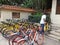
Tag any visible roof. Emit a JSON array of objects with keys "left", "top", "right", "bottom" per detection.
[{"left": 0, "top": 5, "right": 35, "bottom": 13}]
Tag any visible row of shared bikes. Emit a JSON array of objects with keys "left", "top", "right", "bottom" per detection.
[{"left": 0, "top": 19, "right": 48, "bottom": 45}]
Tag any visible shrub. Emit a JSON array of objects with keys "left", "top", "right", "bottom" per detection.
[
  {"left": 28, "top": 12, "right": 51, "bottom": 24},
  {"left": 28, "top": 12, "right": 42, "bottom": 23}
]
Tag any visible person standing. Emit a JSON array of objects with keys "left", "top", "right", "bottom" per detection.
[
  {"left": 40, "top": 13, "right": 46, "bottom": 45},
  {"left": 40, "top": 13, "right": 46, "bottom": 34}
]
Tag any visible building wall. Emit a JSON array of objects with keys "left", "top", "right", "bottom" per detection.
[
  {"left": 20, "top": 12, "right": 31, "bottom": 19},
  {"left": 0, "top": 11, "right": 1, "bottom": 22},
  {"left": 0, "top": 10, "right": 31, "bottom": 21},
  {"left": 1, "top": 10, "right": 12, "bottom": 21},
  {"left": 51, "top": 0, "right": 60, "bottom": 26}
]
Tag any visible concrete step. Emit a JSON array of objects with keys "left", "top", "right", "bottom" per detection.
[
  {"left": 47, "top": 34, "right": 60, "bottom": 41},
  {"left": 55, "top": 30, "right": 60, "bottom": 33},
  {"left": 50, "top": 31, "right": 60, "bottom": 37},
  {"left": 45, "top": 35, "right": 60, "bottom": 45},
  {"left": 45, "top": 30, "right": 60, "bottom": 42},
  {"left": 51, "top": 24, "right": 60, "bottom": 30}
]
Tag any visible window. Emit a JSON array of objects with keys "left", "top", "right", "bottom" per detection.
[
  {"left": 56, "top": 0, "right": 60, "bottom": 14},
  {"left": 12, "top": 12, "right": 20, "bottom": 18}
]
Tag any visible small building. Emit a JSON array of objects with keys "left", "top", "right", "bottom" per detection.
[{"left": 0, "top": 5, "right": 35, "bottom": 21}]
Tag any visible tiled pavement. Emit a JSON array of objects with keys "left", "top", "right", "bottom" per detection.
[
  {"left": 0, "top": 33, "right": 8, "bottom": 45},
  {"left": 0, "top": 33, "right": 60, "bottom": 45}
]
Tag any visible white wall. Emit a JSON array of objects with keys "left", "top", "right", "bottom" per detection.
[
  {"left": 1, "top": 10, "right": 12, "bottom": 21},
  {"left": 1, "top": 10, "right": 31, "bottom": 21},
  {"left": 20, "top": 12, "right": 31, "bottom": 20},
  {"left": 0, "top": 11, "right": 1, "bottom": 22},
  {"left": 51, "top": 0, "right": 60, "bottom": 26}
]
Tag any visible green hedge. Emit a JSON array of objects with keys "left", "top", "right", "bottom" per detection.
[
  {"left": 28, "top": 12, "right": 51, "bottom": 24},
  {"left": 28, "top": 15, "right": 42, "bottom": 23}
]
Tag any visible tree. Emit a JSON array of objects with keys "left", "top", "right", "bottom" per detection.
[
  {"left": 22, "top": 0, "right": 47, "bottom": 12},
  {"left": 41, "top": 0, "right": 47, "bottom": 11},
  {"left": 0, "top": 0, "right": 24, "bottom": 5},
  {"left": 0, "top": 0, "right": 47, "bottom": 12},
  {"left": 21, "top": 0, "right": 33, "bottom": 8}
]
